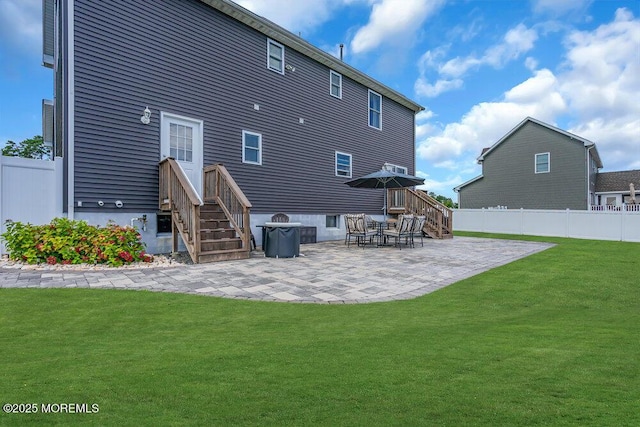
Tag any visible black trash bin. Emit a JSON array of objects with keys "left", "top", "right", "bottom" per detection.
[{"left": 263, "top": 222, "right": 301, "bottom": 258}]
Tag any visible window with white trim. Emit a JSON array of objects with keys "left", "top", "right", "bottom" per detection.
[
  {"left": 368, "top": 90, "right": 382, "bottom": 129},
  {"left": 267, "top": 39, "right": 284, "bottom": 74},
  {"left": 326, "top": 215, "right": 339, "bottom": 228},
  {"left": 335, "top": 151, "right": 352, "bottom": 177},
  {"left": 330, "top": 70, "right": 342, "bottom": 99},
  {"left": 383, "top": 163, "right": 408, "bottom": 174},
  {"left": 242, "top": 131, "right": 262, "bottom": 165},
  {"left": 535, "top": 152, "right": 550, "bottom": 174}
]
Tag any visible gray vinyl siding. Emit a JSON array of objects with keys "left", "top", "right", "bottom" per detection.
[
  {"left": 459, "top": 121, "right": 588, "bottom": 210},
  {"left": 70, "top": 0, "right": 416, "bottom": 214}
]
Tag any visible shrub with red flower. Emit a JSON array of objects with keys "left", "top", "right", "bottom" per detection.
[{"left": 1, "top": 218, "right": 151, "bottom": 266}]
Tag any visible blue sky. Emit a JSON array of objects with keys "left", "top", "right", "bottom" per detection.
[{"left": 1, "top": 0, "right": 639, "bottom": 199}]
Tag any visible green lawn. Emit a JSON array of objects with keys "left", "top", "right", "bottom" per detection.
[{"left": 1, "top": 234, "right": 638, "bottom": 426}]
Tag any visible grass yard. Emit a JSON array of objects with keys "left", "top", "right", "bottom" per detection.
[{"left": 0, "top": 234, "right": 638, "bottom": 426}]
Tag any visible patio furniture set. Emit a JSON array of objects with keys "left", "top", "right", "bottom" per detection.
[{"left": 344, "top": 213, "right": 426, "bottom": 249}]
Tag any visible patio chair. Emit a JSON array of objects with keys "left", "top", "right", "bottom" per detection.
[
  {"left": 271, "top": 213, "right": 289, "bottom": 223},
  {"left": 344, "top": 214, "right": 376, "bottom": 248},
  {"left": 410, "top": 215, "right": 426, "bottom": 247},
  {"left": 382, "top": 214, "right": 414, "bottom": 249}
]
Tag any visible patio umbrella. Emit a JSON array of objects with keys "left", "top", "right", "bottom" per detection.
[
  {"left": 345, "top": 169, "right": 425, "bottom": 217},
  {"left": 630, "top": 183, "right": 636, "bottom": 204}
]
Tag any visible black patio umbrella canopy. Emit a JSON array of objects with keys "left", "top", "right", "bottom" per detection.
[{"left": 344, "top": 169, "right": 425, "bottom": 217}]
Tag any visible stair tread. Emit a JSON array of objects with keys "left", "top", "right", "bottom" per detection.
[
  {"left": 200, "top": 237, "right": 241, "bottom": 243},
  {"left": 199, "top": 248, "right": 248, "bottom": 255}
]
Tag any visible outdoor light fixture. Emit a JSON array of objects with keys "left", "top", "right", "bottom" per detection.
[{"left": 140, "top": 106, "right": 151, "bottom": 124}]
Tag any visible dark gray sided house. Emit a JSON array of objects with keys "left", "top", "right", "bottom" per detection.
[
  {"left": 42, "top": 0, "right": 451, "bottom": 262},
  {"left": 454, "top": 117, "right": 604, "bottom": 210}
]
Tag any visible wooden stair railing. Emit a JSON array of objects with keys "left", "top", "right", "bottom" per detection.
[
  {"left": 387, "top": 188, "right": 453, "bottom": 239},
  {"left": 159, "top": 158, "right": 203, "bottom": 262},
  {"left": 203, "top": 164, "right": 253, "bottom": 253},
  {"left": 160, "top": 160, "right": 253, "bottom": 263}
]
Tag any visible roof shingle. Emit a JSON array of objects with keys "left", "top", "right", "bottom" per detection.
[{"left": 595, "top": 170, "right": 640, "bottom": 192}]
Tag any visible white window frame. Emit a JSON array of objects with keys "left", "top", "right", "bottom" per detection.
[
  {"left": 383, "top": 163, "right": 408, "bottom": 174},
  {"left": 535, "top": 152, "right": 550, "bottom": 174},
  {"left": 330, "top": 70, "right": 342, "bottom": 99},
  {"left": 335, "top": 151, "right": 352, "bottom": 178},
  {"left": 242, "top": 130, "right": 262, "bottom": 165},
  {"left": 267, "top": 38, "right": 284, "bottom": 74},
  {"left": 368, "top": 90, "right": 382, "bottom": 130}
]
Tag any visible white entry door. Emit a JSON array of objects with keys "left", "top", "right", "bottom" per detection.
[{"left": 160, "top": 112, "right": 204, "bottom": 198}]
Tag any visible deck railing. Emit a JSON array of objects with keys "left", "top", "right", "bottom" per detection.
[
  {"left": 158, "top": 158, "right": 202, "bottom": 262},
  {"left": 590, "top": 204, "right": 640, "bottom": 212},
  {"left": 388, "top": 188, "right": 453, "bottom": 238},
  {"left": 203, "top": 164, "right": 252, "bottom": 251}
]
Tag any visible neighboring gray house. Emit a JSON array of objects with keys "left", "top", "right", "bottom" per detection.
[
  {"left": 42, "top": 0, "right": 426, "bottom": 260},
  {"left": 454, "top": 117, "right": 603, "bottom": 210},
  {"left": 594, "top": 170, "right": 640, "bottom": 208}
]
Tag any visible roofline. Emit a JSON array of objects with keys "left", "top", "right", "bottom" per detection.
[
  {"left": 199, "top": 0, "right": 424, "bottom": 113},
  {"left": 454, "top": 174, "right": 483, "bottom": 192},
  {"left": 477, "top": 117, "right": 604, "bottom": 168}
]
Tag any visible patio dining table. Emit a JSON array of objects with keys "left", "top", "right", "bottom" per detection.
[{"left": 372, "top": 218, "right": 397, "bottom": 246}]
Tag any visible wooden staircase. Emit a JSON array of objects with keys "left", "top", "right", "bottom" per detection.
[
  {"left": 198, "top": 203, "right": 248, "bottom": 262},
  {"left": 159, "top": 159, "right": 252, "bottom": 263},
  {"left": 387, "top": 188, "right": 453, "bottom": 239}
]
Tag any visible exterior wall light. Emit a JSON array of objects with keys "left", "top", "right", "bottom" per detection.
[{"left": 140, "top": 106, "right": 151, "bottom": 124}]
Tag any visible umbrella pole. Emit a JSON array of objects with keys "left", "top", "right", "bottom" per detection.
[{"left": 383, "top": 184, "right": 387, "bottom": 218}]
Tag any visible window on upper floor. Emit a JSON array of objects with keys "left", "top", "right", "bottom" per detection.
[
  {"left": 330, "top": 70, "right": 342, "bottom": 99},
  {"left": 267, "top": 39, "right": 284, "bottom": 74},
  {"left": 243, "top": 130, "right": 262, "bottom": 165},
  {"left": 383, "top": 163, "right": 408, "bottom": 174},
  {"left": 368, "top": 90, "right": 382, "bottom": 129},
  {"left": 335, "top": 151, "right": 352, "bottom": 178},
  {"left": 535, "top": 152, "right": 550, "bottom": 174}
]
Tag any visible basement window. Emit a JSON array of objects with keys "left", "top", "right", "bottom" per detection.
[{"left": 157, "top": 213, "right": 172, "bottom": 234}]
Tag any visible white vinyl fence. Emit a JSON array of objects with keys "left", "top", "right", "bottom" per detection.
[
  {"left": 0, "top": 156, "right": 63, "bottom": 254},
  {"left": 455, "top": 208, "right": 640, "bottom": 242}
]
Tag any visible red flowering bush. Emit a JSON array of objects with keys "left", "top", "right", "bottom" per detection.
[{"left": 1, "top": 218, "right": 153, "bottom": 266}]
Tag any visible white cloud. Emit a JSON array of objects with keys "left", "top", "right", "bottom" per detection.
[
  {"left": 415, "top": 170, "right": 466, "bottom": 194},
  {"left": 484, "top": 24, "right": 539, "bottom": 67},
  {"left": 350, "top": 0, "right": 445, "bottom": 54},
  {"left": 0, "top": 0, "right": 42, "bottom": 56},
  {"left": 414, "top": 78, "right": 463, "bottom": 98},
  {"left": 417, "top": 69, "right": 567, "bottom": 165},
  {"left": 415, "top": 23, "right": 539, "bottom": 98},
  {"left": 560, "top": 8, "right": 640, "bottom": 171},
  {"left": 418, "top": 7, "right": 640, "bottom": 186}
]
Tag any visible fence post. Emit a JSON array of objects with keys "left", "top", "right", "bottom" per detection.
[
  {"left": 566, "top": 208, "right": 570, "bottom": 238},
  {"left": 621, "top": 204, "right": 626, "bottom": 241}
]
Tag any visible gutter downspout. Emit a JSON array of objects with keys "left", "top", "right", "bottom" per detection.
[
  {"left": 585, "top": 144, "right": 595, "bottom": 210},
  {"left": 66, "top": 0, "right": 75, "bottom": 220}
]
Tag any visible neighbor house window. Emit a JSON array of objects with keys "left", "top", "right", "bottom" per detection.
[
  {"left": 242, "top": 131, "right": 262, "bottom": 165},
  {"left": 368, "top": 90, "right": 382, "bottom": 129},
  {"left": 535, "top": 152, "right": 550, "bottom": 174},
  {"left": 330, "top": 70, "right": 342, "bottom": 99},
  {"left": 326, "top": 215, "right": 339, "bottom": 228},
  {"left": 267, "top": 39, "right": 284, "bottom": 74},
  {"left": 335, "top": 151, "right": 352, "bottom": 177}
]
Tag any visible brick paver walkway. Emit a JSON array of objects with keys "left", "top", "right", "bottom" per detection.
[{"left": 0, "top": 237, "right": 553, "bottom": 304}]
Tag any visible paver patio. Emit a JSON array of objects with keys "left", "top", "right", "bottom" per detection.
[{"left": 0, "top": 237, "right": 553, "bottom": 303}]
